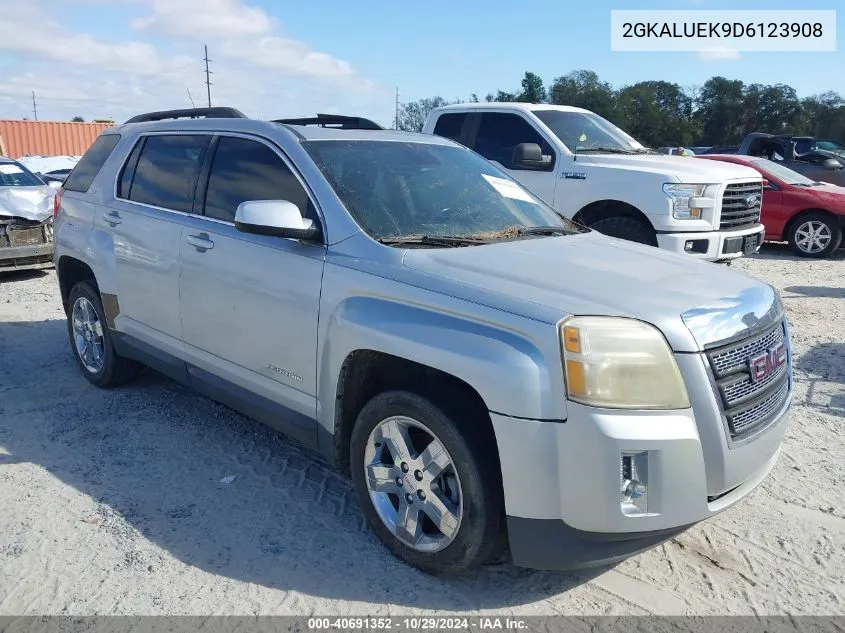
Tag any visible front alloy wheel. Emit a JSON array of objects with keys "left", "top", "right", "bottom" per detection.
[{"left": 364, "top": 416, "right": 462, "bottom": 552}]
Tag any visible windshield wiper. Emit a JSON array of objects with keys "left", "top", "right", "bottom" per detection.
[
  {"left": 514, "top": 226, "right": 572, "bottom": 236},
  {"left": 576, "top": 147, "right": 637, "bottom": 155},
  {"left": 378, "top": 235, "right": 488, "bottom": 248}
]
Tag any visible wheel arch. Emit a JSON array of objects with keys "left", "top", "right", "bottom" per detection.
[
  {"left": 572, "top": 199, "right": 655, "bottom": 231},
  {"left": 783, "top": 208, "right": 842, "bottom": 241},
  {"left": 57, "top": 255, "right": 98, "bottom": 314}
]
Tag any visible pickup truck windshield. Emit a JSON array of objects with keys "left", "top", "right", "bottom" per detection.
[
  {"left": 533, "top": 110, "right": 644, "bottom": 154},
  {"left": 304, "top": 140, "right": 578, "bottom": 242}
]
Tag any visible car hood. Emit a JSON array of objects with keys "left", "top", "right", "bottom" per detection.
[
  {"left": 0, "top": 186, "right": 54, "bottom": 222},
  {"left": 582, "top": 154, "right": 762, "bottom": 182},
  {"left": 402, "top": 231, "right": 779, "bottom": 353}
]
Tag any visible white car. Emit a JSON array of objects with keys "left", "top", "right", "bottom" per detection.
[{"left": 424, "top": 103, "right": 765, "bottom": 262}]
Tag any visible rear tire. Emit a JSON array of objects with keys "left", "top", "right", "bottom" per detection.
[
  {"left": 589, "top": 215, "right": 658, "bottom": 246},
  {"left": 349, "top": 390, "right": 505, "bottom": 576},
  {"left": 787, "top": 212, "right": 842, "bottom": 258},
  {"left": 67, "top": 281, "right": 139, "bottom": 387}
]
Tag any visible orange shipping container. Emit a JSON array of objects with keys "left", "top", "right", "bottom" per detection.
[{"left": 0, "top": 120, "right": 114, "bottom": 159}]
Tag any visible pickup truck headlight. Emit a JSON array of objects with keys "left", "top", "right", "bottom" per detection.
[
  {"left": 663, "top": 183, "right": 716, "bottom": 220},
  {"left": 560, "top": 316, "right": 690, "bottom": 410}
]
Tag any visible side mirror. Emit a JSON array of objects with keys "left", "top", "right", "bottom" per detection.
[
  {"left": 511, "top": 143, "right": 547, "bottom": 170},
  {"left": 234, "top": 200, "right": 320, "bottom": 241},
  {"left": 822, "top": 158, "right": 843, "bottom": 171}
]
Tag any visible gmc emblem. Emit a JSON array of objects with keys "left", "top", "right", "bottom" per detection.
[{"left": 748, "top": 342, "right": 787, "bottom": 382}]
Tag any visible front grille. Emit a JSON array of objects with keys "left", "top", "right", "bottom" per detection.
[
  {"left": 719, "top": 182, "right": 762, "bottom": 230},
  {"left": 706, "top": 320, "right": 791, "bottom": 440}
]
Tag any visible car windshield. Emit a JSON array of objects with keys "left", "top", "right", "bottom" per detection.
[
  {"left": 750, "top": 158, "right": 818, "bottom": 186},
  {"left": 816, "top": 140, "right": 845, "bottom": 153},
  {"left": 0, "top": 162, "right": 44, "bottom": 187},
  {"left": 533, "top": 110, "right": 644, "bottom": 154},
  {"left": 303, "top": 140, "right": 581, "bottom": 243}
]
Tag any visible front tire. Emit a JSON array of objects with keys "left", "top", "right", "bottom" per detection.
[
  {"left": 788, "top": 212, "right": 842, "bottom": 258},
  {"left": 67, "top": 281, "right": 139, "bottom": 387},
  {"left": 590, "top": 216, "right": 658, "bottom": 246},
  {"left": 349, "top": 390, "right": 504, "bottom": 576}
]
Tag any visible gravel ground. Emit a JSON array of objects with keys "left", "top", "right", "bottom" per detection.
[{"left": 0, "top": 244, "right": 843, "bottom": 616}]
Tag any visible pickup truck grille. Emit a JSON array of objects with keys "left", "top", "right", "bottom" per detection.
[
  {"left": 705, "top": 320, "right": 791, "bottom": 440},
  {"left": 719, "top": 182, "right": 762, "bottom": 230}
]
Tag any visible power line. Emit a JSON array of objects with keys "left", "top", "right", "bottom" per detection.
[
  {"left": 203, "top": 44, "right": 213, "bottom": 108},
  {"left": 186, "top": 87, "right": 196, "bottom": 108},
  {"left": 31, "top": 91, "right": 38, "bottom": 121}
]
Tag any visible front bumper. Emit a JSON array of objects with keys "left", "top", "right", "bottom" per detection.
[
  {"left": 656, "top": 223, "right": 764, "bottom": 261},
  {"left": 0, "top": 243, "right": 54, "bottom": 271},
  {"left": 491, "top": 360, "right": 790, "bottom": 569}
]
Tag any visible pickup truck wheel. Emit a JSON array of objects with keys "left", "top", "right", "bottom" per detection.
[
  {"left": 589, "top": 216, "right": 658, "bottom": 247},
  {"left": 67, "top": 281, "right": 139, "bottom": 387},
  {"left": 350, "top": 390, "right": 504, "bottom": 576},
  {"left": 788, "top": 213, "right": 842, "bottom": 258}
]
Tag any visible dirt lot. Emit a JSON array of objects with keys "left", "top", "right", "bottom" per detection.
[{"left": 0, "top": 244, "right": 843, "bottom": 616}]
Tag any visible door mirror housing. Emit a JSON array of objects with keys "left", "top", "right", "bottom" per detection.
[
  {"left": 234, "top": 200, "right": 320, "bottom": 241},
  {"left": 511, "top": 143, "right": 550, "bottom": 170},
  {"left": 822, "top": 158, "right": 843, "bottom": 171}
]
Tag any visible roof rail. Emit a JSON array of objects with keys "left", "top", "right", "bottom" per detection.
[
  {"left": 273, "top": 113, "right": 384, "bottom": 130},
  {"left": 124, "top": 107, "right": 248, "bottom": 124}
]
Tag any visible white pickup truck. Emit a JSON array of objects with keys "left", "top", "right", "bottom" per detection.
[{"left": 423, "top": 103, "right": 766, "bottom": 261}]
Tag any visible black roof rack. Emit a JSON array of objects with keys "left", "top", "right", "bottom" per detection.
[
  {"left": 273, "top": 113, "right": 384, "bottom": 130},
  {"left": 124, "top": 107, "right": 248, "bottom": 124}
]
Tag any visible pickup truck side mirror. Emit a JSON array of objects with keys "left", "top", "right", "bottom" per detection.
[
  {"left": 234, "top": 200, "right": 320, "bottom": 241},
  {"left": 822, "top": 158, "right": 844, "bottom": 171},
  {"left": 511, "top": 143, "right": 548, "bottom": 171}
]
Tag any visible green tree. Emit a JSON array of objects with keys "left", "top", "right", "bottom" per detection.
[
  {"left": 517, "top": 72, "right": 546, "bottom": 103},
  {"left": 615, "top": 81, "right": 695, "bottom": 147},
  {"left": 548, "top": 70, "right": 616, "bottom": 120},
  {"left": 71, "top": 116, "right": 85, "bottom": 122},
  {"left": 485, "top": 90, "right": 517, "bottom": 102},
  {"left": 694, "top": 76, "right": 745, "bottom": 145},
  {"left": 395, "top": 96, "right": 450, "bottom": 132}
]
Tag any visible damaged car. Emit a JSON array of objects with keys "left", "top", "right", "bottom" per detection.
[{"left": 0, "top": 156, "right": 56, "bottom": 272}]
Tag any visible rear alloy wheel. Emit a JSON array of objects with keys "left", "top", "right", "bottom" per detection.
[
  {"left": 788, "top": 212, "right": 842, "bottom": 258},
  {"left": 350, "top": 390, "right": 504, "bottom": 576}
]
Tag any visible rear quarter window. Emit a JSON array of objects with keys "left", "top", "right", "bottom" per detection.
[{"left": 63, "top": 134, "right": 121, "bottom": 193}]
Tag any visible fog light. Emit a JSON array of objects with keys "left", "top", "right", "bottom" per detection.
[
  {"left": 684, "top": 241, "right": 693, "bottom": 252},
  {"left": 621, "top": 451, "right": 649, "bottom": 515}
]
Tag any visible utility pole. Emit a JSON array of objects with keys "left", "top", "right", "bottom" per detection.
[
  {"left": 394, "top": 87, "right": 400, "bottom": 130},
  {"left": 31, "top": 91, "right": 38, "bottom": 121},
  {"left": 203, "top": 45, "right": 213, "bottom": 107}
]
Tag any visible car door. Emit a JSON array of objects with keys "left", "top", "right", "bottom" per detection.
[
  {"left": 178, "top": 133, "right": 326, "bottom": 445},
  {"left": 104, "top": 133, "right": 212, "bottom": 368},
  {"left": 465, "top": 112, "right": 558, "bottom": 204}
]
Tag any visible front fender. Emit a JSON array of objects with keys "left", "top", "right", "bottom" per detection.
[{"left": 317, "top": 294, "right": 566, "bottom": 436}]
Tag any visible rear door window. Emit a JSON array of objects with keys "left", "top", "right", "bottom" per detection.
[
  {"left": 126, "top": 135, "right": 210, "bottom": 212},
  {"left": 432, "top": 113, "right": 467, "bottom": 143},
  {"left": 63, "top": 134, "right": 121, "bottom": 192},
  {"left": 202, "top": 136, "right": 311, "bottom": 223}
]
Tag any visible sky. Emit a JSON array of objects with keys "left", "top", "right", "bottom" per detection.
[{"left": 0, "top": 0, "right": 842, "bottom": 128}]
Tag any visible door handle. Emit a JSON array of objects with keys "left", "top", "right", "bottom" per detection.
[
  {"left": 186, "top": 233, "right": 214, "bottom": 251},
  {"left": 102, "top": 211, "right": 122, "bottom": 226}
]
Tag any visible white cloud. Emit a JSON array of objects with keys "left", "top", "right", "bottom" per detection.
[
  {"left": 698, "top": 48, "right": 742, "bottom": 61},
  {"left": 131, "top": 0, "right": 273, "bottom": 38},
  {"left": 0, "top": 1, "right": 392, "bottom": 126}
]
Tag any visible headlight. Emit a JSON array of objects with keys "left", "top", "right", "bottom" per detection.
[
  {"left": 663, "top": 183, "right": 716, "bottom": 220},
  {"left": 560, "top": 316, "right": 690, "bottom": 410}
]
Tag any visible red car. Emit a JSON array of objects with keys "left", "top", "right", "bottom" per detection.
[{"left": 699, "top": 154, "right": 845, "bottom": 258}]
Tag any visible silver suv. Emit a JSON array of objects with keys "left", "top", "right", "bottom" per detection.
[{"left": 54, "top": 108, "right": 793, "bottom": 576}]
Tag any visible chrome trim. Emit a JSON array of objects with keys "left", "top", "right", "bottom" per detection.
[
  {"left": 110, "top": 129, "right": 327, "bottom": 242},
  {"left": 681, "top": 284, "right": 783, "bottom": 351}
]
